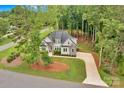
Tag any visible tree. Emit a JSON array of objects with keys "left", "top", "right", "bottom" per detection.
[
  {"left": 96, "top": 19, "right": 124, "bottom": 71},
  {"left": 22, "top": 30, "right": 41, "bottom": 64},
  {"left": 0, "top": 18, "right": 9, "bottom": 37},
  {"left": 41, "top": 52, "right": 53, "bottom": 66}
]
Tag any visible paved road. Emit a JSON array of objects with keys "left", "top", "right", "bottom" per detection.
[
  {"left": 0, "top": 42, "right": 16, "bottom": 52},
  {"left": 49, "top": 52, "right": 108, "bottom": 87},
  {"left": 0, "top": 70, "right": 82, "bottom": 88},
  {"left": 0, "top": 70, "right": 107, "bottom": 88}
]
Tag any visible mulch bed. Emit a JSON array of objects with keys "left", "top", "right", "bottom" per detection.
[
  {"left": 1, "top": 57, "right": 22, "bottom": 67},
  {"left": 91, "top": 52, "right": 99, "bottom": 68},
  {"left": 31, "top": 62, "right": 69, "bottom": 72}
]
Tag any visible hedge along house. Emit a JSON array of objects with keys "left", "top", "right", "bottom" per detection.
[{"left": 40, "top": 30, "right": 77, "bottom": 56}]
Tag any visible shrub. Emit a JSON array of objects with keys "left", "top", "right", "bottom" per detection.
[
  {"left": 14, "top": 52, "right": 20, "bottom": 57},
  {"left": 53, "top": 50, "right": 61, "bottom": 55},
  {"left": 7, "top": 54, "right": 15, "bottom": 63},
  {"left": 118, "top": 56, "right": 124, "bottom": 75},
  {"left": 41, "top": 52, "right": 53, "bottom": 66},
  {"left": 102, "top": 63, "right": 111, "bottom": 74},
  {"left": 77, "top": 48, "right": 80, "bottom": 51},
  {"left": 7, "top": 52, "right": 20, "bottom": 63}
]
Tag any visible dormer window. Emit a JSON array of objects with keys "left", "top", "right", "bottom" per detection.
[{"left": 55, "top": 39, "right": 60, "bottom": 44}]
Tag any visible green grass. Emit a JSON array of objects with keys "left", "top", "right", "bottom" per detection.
[
  {"left": 78, "top": 42, "right": 93, "bottom": 53},
  {"left": 99, "top": 69, "right": 124, "bottom": 87},
  {"left": 0, "top": 47, "right": 15, "bottom": 61},
  {"left": 0, "top": 37, "right": 12, "bottom": 46},
  {"left": 99, "top": 69, "right": 113, "bottom": 86},
  {"left": 116, "top": 76, "right": 124, "bottom": 88},
  {"left": 0, "top": 57, "right": 86, "bottom": 82}
]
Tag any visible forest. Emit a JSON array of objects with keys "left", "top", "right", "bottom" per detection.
[{"left": 0, "top": 5, "right": 124, "bottom": 86}]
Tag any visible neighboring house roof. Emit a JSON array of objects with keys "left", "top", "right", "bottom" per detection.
[
  {"left": 44, "top": 37, "right": 52, "bottom": 43},
  {"left": 47, "top": 30, "right": 77, "bottom": 44}
]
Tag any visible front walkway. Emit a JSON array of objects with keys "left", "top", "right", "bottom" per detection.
[{"left": 49, "top": 52, "right": 108, "bottom": 87}]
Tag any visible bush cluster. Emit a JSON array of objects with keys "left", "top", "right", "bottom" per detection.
[
  {"left": 53, "top": 50, "right": 61, "bottom": 55},
  {"left": 7, "top": 52, "right": 20, "bottom": 63}
]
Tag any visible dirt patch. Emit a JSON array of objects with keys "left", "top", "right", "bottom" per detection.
[
  {"left": 1, "top": 57, "right": 22, "bottom": 67},
  {"left": 31, "top": 62, "right": 69, "bottom": 72},
  {"left": 91, "top": 52, "right": 99, "bottom": 68},
  {"left": 78, "top": 35, "right": 92, "bottom": 43}
]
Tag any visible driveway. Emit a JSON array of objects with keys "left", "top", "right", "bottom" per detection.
[
  {"left": 77, "top": 52, "right": 108, "bottom": 87},
  {"left": 0, "top": 42, "right": 16, "bottom": 52},
  {"left": 49, "top": 52, "right": 108, "bottom": 87}
]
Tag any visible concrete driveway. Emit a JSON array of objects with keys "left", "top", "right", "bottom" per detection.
[{"left": 77, "top": 52, "right": 108, "bottom": 87}]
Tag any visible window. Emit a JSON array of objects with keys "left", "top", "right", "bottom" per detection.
[
  {"left": 63, "top": 48, "right": 67, "bottom": 52},
  {"left": 72, "top": 49, "right": 74, "bottom": 52},
  {"left": 63, "top": 48, "right": 65, "bottom": 52}
]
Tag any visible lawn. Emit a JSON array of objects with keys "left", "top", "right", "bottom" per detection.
[
  {"left": 99, "top": 68, "right": 124, "bottom": 87},
  {"left": 77, "top": 42, "right": 93, "bottom": 53},
  {"left": 99, "top": 68, "right": 113, "bottom": 86},
  {"left": 0, "top": 57, "right": 86, "bottom": 82},
  {"left": 0, "top": 37, "right": 12, "bottom": 46}
]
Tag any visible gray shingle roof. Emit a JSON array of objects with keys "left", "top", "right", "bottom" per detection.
[{"left": 48, "top": 30, "right": 74, "bottom": 44}]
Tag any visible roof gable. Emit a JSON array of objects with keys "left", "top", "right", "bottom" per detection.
[{"left": 47, "top": 30, "right": 76, "bottom": 44}]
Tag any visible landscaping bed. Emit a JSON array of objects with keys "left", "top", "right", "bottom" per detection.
[
  {"left": 1, "top": 57, "right": 22, "bottom": 67},
  {"left": 31, "top": 62, "right": 69, "bottom": 72}
]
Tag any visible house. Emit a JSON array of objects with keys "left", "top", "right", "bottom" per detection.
[{"left": 40, "top": 30, "right": 77, "bottom": 56}]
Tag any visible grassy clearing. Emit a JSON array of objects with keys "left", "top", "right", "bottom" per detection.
[
  {"left": 77, "top": 42, "right": 93, "bottom": 53},
  {"left": 0, "top": 57, "right": 86, "bottom": 82},
  {"left": 0, "top": 37, "right": 12, "bottom": 46}
]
